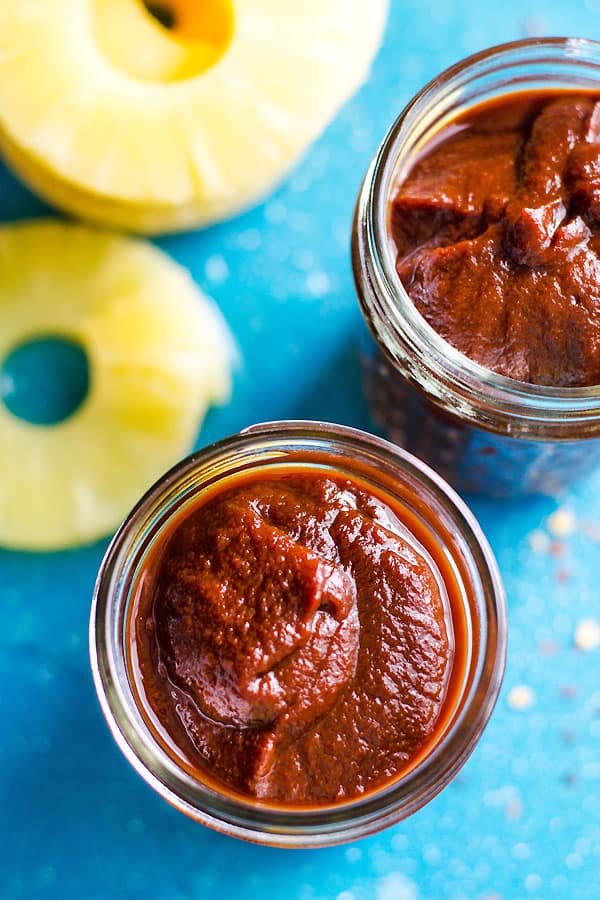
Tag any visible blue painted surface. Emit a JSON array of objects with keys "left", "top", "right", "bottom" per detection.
[
  {"left": 1, "top": 2, "right": 600, "bottom": 898},
  {"left": 2, "top": 337, "right": 90, "bottom": 427}
]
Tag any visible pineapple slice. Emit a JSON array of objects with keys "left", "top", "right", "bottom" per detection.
[
  {"left": 0, "top": 219, "right": 232, "bottom": 550},
  {"left": 0, "top": 0, "right": 388, "bottom": 234}
]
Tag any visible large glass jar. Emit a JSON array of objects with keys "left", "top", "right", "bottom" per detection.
[
  {"left": 353, "top": 38, "right": 600, "bottom": 497},
  {"left": 90, "top": 421, "right": 506, "bottom": 847}
]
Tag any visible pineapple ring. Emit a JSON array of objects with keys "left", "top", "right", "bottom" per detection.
[
  {"left": 0, "top": 0, "right": 388, "bottom": 234},
  {"left": 0, "top": 220, "right": 231, "bottom": 551}
]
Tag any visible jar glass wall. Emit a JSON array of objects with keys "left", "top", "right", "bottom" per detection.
[
  {"left": 353, "top": 38, "right": 600, "bottom": 497},
  {"left": 90, "top": 421, "right": 506, "bottom": 847}
]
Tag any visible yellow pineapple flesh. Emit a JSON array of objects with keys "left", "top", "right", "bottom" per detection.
[
  {"left": 0, "top": 219, "right": 232, "bottom": 550},
  {"left": 0, "top": 0, "right": 388, "bottom": 233}
]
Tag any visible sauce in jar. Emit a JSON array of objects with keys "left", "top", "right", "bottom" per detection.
[
  {"left": 353, "top": 40, "right": 600, "bottom": 497},
  {"left": 129, "top": 466, "right": 469, "bottom": 806},
  {"left": 390, "top": 92, "right": 600, "bottom": 387},
  {"left": 92, "top": 422, "right": 505, "bottom": 844}
]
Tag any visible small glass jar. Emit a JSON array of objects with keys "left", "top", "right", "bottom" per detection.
[
  {"left": 353, "top": 38, "right": 600, "bottom": 497},
  {"left": 90, "top": 421, "right": 506, "bottom": 847}
]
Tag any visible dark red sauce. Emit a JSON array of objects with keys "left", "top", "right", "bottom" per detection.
[{"left": 129, "top": 467, "right": 469, "bottom": 806}]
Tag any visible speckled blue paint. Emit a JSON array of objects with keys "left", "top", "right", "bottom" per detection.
[{"left": 1, "top": 2, "right": 600, "bottom": 898}]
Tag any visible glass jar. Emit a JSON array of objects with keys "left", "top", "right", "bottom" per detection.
[
  {"left": 353, "top": 38, "right": 600, "bottom": 497},
  {"left": 90, "top": 421, "right": 506, "bottom": 847}
]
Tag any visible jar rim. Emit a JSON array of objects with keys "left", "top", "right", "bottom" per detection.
[
  {"left": 355, "top": 37, "right": 600, "bottom": 437},
  {"left": 90, "top": 421, "right": 506, "bottom": 847}
]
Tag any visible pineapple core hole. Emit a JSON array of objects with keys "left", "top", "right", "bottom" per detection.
[
  {"left": 1, "top": 336, "right": 90, "bottom": 427},
  {"left": 94, "top": 0, "right": 234, "bottom": 83},
  {"left": 144, "top": 3, "right": 176, "bottom": 29}
]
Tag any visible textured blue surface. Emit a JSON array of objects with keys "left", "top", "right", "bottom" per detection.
[{"left": 1, "top": 2, "right": 600, "bottom": 898}]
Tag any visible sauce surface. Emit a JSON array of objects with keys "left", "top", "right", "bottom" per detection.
[
  {"left": 130, "top": 470, "right": 465, "bottom": 806},
  {"left": 390, "top": 91, "right": 600, "bottom": 387}
]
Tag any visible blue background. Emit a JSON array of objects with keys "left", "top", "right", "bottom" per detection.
[{"left": 1, "top": 2, "right": 600, "bottom": 898}]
